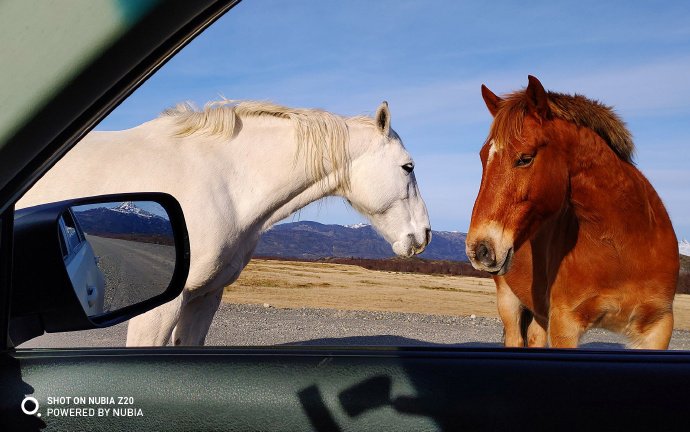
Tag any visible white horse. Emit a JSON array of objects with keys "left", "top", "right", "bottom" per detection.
[{"left": 18, "top": 99, "right": 431, "bottom": 346}]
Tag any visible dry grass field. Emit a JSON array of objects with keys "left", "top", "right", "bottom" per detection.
[{"left": 223, "top": 259, "right": 690, "bottom": 330}]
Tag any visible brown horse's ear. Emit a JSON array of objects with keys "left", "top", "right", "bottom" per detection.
[
  {"left": 481, "top": 84, "right": 502, "bottom": 117},
  {"left": 526, "top": 75, "right": 550, "bottom": 119},
  {"left": 375, "top": 101, "right": 391, "bottom": 136}
]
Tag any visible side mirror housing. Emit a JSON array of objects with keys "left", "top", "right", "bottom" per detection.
[{"left": 9, "top": 192, "right": 190, "bottom": 346}]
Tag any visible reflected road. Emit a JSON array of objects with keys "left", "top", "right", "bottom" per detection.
[{"left": 87, "top": 235, "right": 175, "bottom": 312}]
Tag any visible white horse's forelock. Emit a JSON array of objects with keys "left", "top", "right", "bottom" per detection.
[{"left": 161, "top": 99, "right": 377, "bottom": 192}]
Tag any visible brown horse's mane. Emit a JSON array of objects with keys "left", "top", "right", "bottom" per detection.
[{"left": 490, "top": 90, "right": 635, "bottom": 163}]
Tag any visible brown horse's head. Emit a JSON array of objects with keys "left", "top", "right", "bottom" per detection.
[{"left": 466, "top": 76, "right": 571, "bottom": 275}]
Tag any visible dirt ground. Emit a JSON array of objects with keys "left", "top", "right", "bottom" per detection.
[{"left": 224, "top": 259, "right": 690, "bottom": 331}]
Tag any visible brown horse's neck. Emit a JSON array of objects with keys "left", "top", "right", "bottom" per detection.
[
  {"left": 531, "top": 202, "right": 579, "bottom": 285},
  {"left": 563, "top": 125, "right": 674, "bottom": 249}
]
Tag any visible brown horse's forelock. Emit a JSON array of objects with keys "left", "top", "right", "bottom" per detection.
[{"left": 488, "top": 90, "right": 635, "bottom": 164}]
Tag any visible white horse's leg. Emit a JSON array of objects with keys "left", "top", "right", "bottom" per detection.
[
  {"left": 171, "top": 251, "right": 253, "bottom": 346},
  {"left": 171, "top": 288, "right": 224, "bottom": 346},
  {"left": 126, "top": 293, "right": 184, "bottom": 346}
]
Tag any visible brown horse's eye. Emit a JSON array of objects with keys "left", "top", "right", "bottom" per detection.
[{"left": 515, "top": 154, "right": 534, "bottom": 167}]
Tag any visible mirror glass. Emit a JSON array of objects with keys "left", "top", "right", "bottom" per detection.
[{"left": 63, "top": 201, "right": 176, "bottom": 316}]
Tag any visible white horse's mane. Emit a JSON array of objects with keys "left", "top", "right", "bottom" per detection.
[{"left": 162, "top": 99, "right": 376, "bottom": 190}]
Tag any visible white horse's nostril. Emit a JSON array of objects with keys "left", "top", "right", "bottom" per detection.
[{"left": 407, "top": 231, "right": 430, "bottom": 255}]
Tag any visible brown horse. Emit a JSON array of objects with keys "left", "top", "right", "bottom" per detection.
[{"left": 466, "top": 75, "right": 679, "bottom": 349}]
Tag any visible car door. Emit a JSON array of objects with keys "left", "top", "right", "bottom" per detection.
[{"left": 58, "top": 209, "right": 106, "bottom": 316}]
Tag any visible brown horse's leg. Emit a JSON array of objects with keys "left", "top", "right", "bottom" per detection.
[
  {"left": 496, "top": 278, "right": 525, "bottom": 347},
  {"left": 628, "top": 310, "right": 674, "bottom": 350},
  {"left": 526, "top": 318, "right": 547, "bottom": 347},
  {"left": 548, "top": 307, "right": 584, "bottom": 348}
]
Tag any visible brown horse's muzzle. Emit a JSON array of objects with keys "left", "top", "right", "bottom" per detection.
[
  {"left": 474, "top": 241, "right": 495, "bottom": 268},
  {"left": 467, "top": 238, "right": 514, "bottom": 275}
]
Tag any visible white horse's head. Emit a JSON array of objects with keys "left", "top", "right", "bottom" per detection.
[{"left": 344, "top": 102, "right": 431, "bottom": 257}]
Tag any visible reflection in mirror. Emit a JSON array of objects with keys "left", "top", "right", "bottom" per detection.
[{"left": 68, "top": 201, "right": 176, "bottom": 316}]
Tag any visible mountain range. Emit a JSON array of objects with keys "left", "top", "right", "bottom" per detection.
[
  {"left": 256, "top": 221, "right": 468, "bottom": 261},
  {"left": 257, "top": 222, "right": 690, "bottom": 261},
  {"left": 73, "top": 202, "right": 173, "bottom": 239}
]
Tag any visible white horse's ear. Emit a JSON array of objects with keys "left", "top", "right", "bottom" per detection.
[{"left": 375, "top": 101, "right": 391, "bottom": 136}]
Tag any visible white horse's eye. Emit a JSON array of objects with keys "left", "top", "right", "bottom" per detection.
[{"left": 402, "top": 163, "right": 414, "bottom": 173}]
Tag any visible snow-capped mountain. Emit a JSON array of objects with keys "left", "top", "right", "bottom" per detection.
[
  {"left": 680, "top": 239, "right": 690, "bottom": 257},
  {"left": 109, "top": 201, "right": 159, "bottom": 219},
  {"left": 345, "top": 222, "right": 370, "bottom": 229}
]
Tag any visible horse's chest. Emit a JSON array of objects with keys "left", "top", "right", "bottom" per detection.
[{"left": 503, "top": 246, "right": 552, "bottom": 316}]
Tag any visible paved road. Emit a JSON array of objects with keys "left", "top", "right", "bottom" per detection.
[
  {"left": 20, "top": 303, "right": 690, "bottom": 350},
  {"left": 87, "top": 236, "right": 175, "bottom": 311}
]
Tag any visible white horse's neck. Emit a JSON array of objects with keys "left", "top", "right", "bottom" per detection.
[
  {"left": 215, "top": 115, "right": 371, "bottom": 233},
  {"left": 260, "top": 177, "right": 337, "bottom": 229}
]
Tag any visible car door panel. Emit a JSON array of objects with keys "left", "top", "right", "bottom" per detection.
[{"left": 3, "top": 347, "right": 690, "bottom": 431}]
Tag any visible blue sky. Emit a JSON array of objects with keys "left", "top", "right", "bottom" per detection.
[{"left": 98, "top": 0, "right": 690, "bottom": 239}]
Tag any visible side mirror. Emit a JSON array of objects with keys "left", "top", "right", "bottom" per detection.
[{"left": 9, "top": 193, "right": 190, "bottom": 346}]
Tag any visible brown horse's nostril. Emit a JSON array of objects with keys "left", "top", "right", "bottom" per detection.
[{"left": 475, "top": 241, "right": 496, "bottom": 267}]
